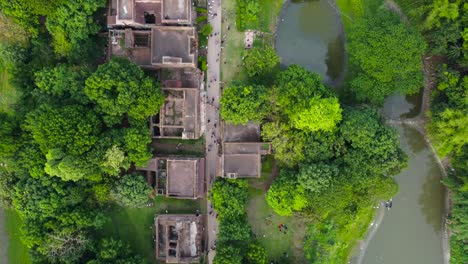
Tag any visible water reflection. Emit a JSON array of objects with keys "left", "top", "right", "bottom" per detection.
[
  {"left": 325, "top": 35, "right": 345, "bottom": 82},
  {"left": 419, "top": 158, "right": 445, "bottom": 233},
  {"left": 402, "top": 125, "right": 425, "bottom": 154},
  {"left": 276, "top": 0, "right": 345, "bottom": 85}
]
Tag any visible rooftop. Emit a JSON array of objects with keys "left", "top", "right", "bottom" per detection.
[
  {"left": 150, "top": 69, "right": 202, "bottom": 139},
  {"left": 221, "top": 142, "right": 271, "bottom": 178},
  {"left": 151, "top": 26, "right": 196, "bottom": 68},
  {"left": 108, "top": 27, "right": 197, "bottom": 69},
  {"left": 162, "top": 0, "right": 191, "bottom": 24},
  {"left": 155, "top": 214, "right": 203, "bottom": 263},
  {"left": 137, "top": 157, "right": 204, "bottom": 199}
]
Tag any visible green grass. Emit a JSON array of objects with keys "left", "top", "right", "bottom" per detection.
[
  {"left": 220, "top": 0, "right": 281, "bottom": 84},
  {"left": 5, "top": 209, "right": 31, "bottom": 264},
  {"left": 99, "top": 197, "right": 204, "bottom": 263},
  {"left": 246, "top": 155, "right": 305, "bottom": 263},
  {"left": 247, "top": 0, "right": 283, "bottom": 32},
  {"left": 247, "top": 188, "right": 306, "bottom": 263},
  {"left": 0, "top": 66, "right": 20, "bottom": 114},
  {"left": 151, "top": 138, "right": 205, "bottom": 156}
]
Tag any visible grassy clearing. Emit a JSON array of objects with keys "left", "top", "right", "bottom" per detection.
[
  {"left": 246, "top": 156, "right": 306, "bottom": 263},
  {"left": 220, "top": 0, "right": 247, "bottom": 83},
  {"left": 0, "top": 66, "right": 20, "bottom": 114},
  {"left": 247, "top": 188, "right": 306, "bottom": 263},
  {"left": 151, "top": 138, "right": 205, "bottom": 156},
  {"left": 247, "top": 0, "right": 283, "bottom": 32},
  {"left": 100, "top": 197, "right": 204, "bottom": 263},
  {"left": 5, "top": 209, "right": 31, "bottom": 264}
]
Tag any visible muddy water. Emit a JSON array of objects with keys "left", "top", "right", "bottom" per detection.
[
  {"left": 359, "top": 125, "right": 446, "bottom": 264},
  {"left": 275, "top": 0, "right": 345, "bottom": 86}
]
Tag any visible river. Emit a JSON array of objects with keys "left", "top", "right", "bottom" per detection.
[{"left": 275, "top": 1, "right": 447, "bottom": 263}]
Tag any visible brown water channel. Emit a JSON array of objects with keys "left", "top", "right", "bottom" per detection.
[{"left": 275, "top": 1, "right": 446, "bottom": 263}]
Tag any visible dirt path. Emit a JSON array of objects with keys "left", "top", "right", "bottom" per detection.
[{"left": 384, "top": 0, "right": 408, "bottom": 23}]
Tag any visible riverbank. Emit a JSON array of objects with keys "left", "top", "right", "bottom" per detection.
[{"left": 333, "top": 0, "right": 450, "bottom": 262}]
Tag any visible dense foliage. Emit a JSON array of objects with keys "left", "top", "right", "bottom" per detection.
[
  {"left": 347, "top": 8, "right": 426, "bottom": 104},
  {"left": 210, "top": 179, "right": 267, "bottom": 264},
  {"left": 235, "top": 0, "right": 260, "bottom": 30},
  {"left": 343, "top": 0, "right": 468, "bottom": 261},
  {"left": 243, "top": 45, "right": 280, "bottom": 78},
  {"left": 264, "top": 107, "right": 403, "bottom": 263},
  {"left": 220, "top": 84, "right": 269, "bottom": 124},
  {"left": 110, "top": 174, "right": 153, "bottom": 208},
  {"left": 0, "top": 3, "right": 162, "bottom": 261}
]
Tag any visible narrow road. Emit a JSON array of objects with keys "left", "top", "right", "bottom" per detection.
[{"left": 204, "top": 0, "right": 222, "bottom": 262}]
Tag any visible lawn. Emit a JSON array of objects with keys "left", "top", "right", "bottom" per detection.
[
  {"left": 246, "top": 155, "right": 306, "bottom": 263},
  {"left": 247, "top": 188, "right": 307, "bottom": 263},
  {"left": 0, "top": 66, "right": 20, "bottom": 114},
  {"left": 5, "top": 209, "right": 31, "bottom": 264},
  {"left": 151, "top": 137, "right": 205, "bottom": 156},
  {"left": 247, "top": 0, "right": 283, "bottom": 32},
  {"left": 99, "top": 197, "right": 205, "bottom": 263}
]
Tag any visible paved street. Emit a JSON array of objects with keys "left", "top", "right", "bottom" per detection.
[{"left": 204, "top": 0, "right": 222, "bottom": 262}]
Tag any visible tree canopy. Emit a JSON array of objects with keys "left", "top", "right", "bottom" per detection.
[
  {"left": 243, "top": 45, "right": 280, "bottom": 77},
  {"left": 220, "top": 84, "right": 269, "bottom": 125},
  {"left": 110, "top": 174, "right": 152, "bottom": 208},
  {"left": 347, "top": 9, "right": 426, "bottom": 104},
  {"left": 85, "top": 57, "right": 165, "bottom": 125}
]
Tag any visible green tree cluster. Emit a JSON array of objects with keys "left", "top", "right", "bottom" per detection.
[
  {"left": 235, "top": 0, "right": 260, "bottom": 30},
  {"left": 243, "top": 45, "right": 280, "bottom": 78},
  {"left": 210, "top": 179, "right": 268, "bottom": 264},
  {"left": 266, "top": 107, "right": 404, "bottom": 263},
  {"left": 346, "top": 9, "right": 426, "bottom": 104},
  {"left": 0, "top": 6, "right": 161, "bottom": 259},
  {"left": 221, "top": 64, "right": 342, "bottom": 164},
  {"left": 110, "top": 174, "right": 153, "bottom": 208}
]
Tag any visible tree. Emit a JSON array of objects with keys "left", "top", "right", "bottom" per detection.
[
  {"left": 340, "top": 107, "right": 407, "bottom": 178},
  {"left": 297, "top": 163, "right": 338, "bottom": 193},
  {"left": 25, "top": 104, "right": 101, "bottom": 156},
  {"left": 347, "top": 9, "right": 426, "bottom": 104},
  {"left": 209, "top": 179, "right": 248, "bottom": 220},
  {"left": 34, "top": 64, "right": 90, "bottom": 104},
  {"left": 243, "top": 45, "right": 280, "bottom": 77},
  {"left": 428, "top": 108, "right": 468, "bottom": 156},
  {"left": 45, "top": 0, "right": 106, "bottom": 56},
  {"left": 85, "top": 57, "right": 165, "bottom": 126},
  {"left": 110, "top": 174, "right": 152, "bottom": 207},
  {"left": 289, "top": 97, "right": 342, "bottom": 132},
  {"left": 41, "top": 230, "right": 91, "bottom": 263},
  {"left": 220, "top": 85, "right": 269, "bottom": 125},
  {"left": 246, "top": 243, "right": 268, "bottom": 264},
  {"left": 275, "top": 64, "right": 341, "bottom": 132},
  {"left": 266, "top": 170, "right": 308, "bottom": 216},
  {"left": 213, "top": 243, "right": 243, "bottom": 264},
  {"left": 261, "top": 122, "right": 307, "bottom": 166},
  {"left": 88, "top": 237, "right": 143, "bottom": 264},
  {"left": 200, "top": 24, "right": 213, "bottom": 36},
  {"left": 101, "top": 145, "right": 127, "bottom": 176}
]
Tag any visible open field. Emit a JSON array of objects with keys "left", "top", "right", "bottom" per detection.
[
  {"left": 5, "top": 209, "right": 31, "bottom": 264},
  {"left": 100, "top": 197, "right": 204, "bottom": 263}
]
